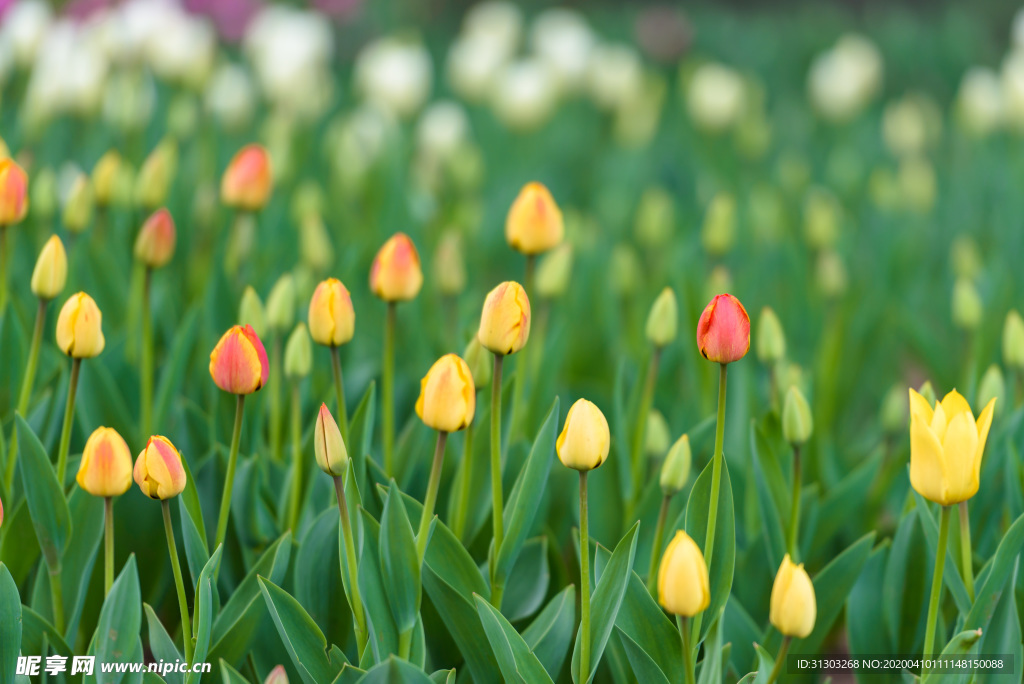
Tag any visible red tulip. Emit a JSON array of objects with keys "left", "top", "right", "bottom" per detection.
[
  {"left": 209, "top": 324, "right": 269, "bottom": 394},
  {"left": 696, "top": 293, "right": 750, "bottom": 364}
]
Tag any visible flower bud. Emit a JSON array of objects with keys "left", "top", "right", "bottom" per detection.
[
  {"left": 370, "top": 232, "right": 423, "bottom": 302},
  {"left": 284, "top": 323, "right": 313, "bottom": 380},
  {"left": 31, "top": 167, "right": 56, "bottom": 221},
  {"left": 0, "top": 158, "right": 29, "bottom": 225},
  {"left": 952, "top": 277, "right": 982, "bottom": 331},
  {"left": 660, "top": 435, "right": 692, "bottom": 494},
  {"left": 30, "top": 235, "right": 67, "bottom": 300},
  {"left": 221, "top": 144, "right": 273, "bottom": 212},
  {"left": 76, "top": 427, "right": 133, "bottom": 498},
  {"left": 645, "top": 287, "right": 678, "bottom": 348},
  {"left": 209, "top": 324, "right": 269, "bottom": 395},
  {"left": 478, "top": 281, "right": 531, "bottom": 355},
  {"left": 505, "top": 182, "right": 564, "bottom": 255},
  {"left": 634, "top": 187, "right": 675, "bottom": 248},
  {"left": 610, "top": 244, "right": 641, "bottom": 296},
  {"left": 308, "top": 278, "right": 355, "bottom": 347},
  {"left": 769, "top": 554, "right": 817, "bottom": 638},
  {"left": 704, "top": 266, "right": 733, "bottom": 305},
  {"left": 266, "top": 274, "right": 296, "bottom": 332},
  {"left": 782, "top": 386, "right": 814, "bottom": 445},
  {"left": 1004, "top": 310, "right": 1024, "bottom": 369},
  {"left": 238, "top": 287, "right": 267, "bottom": 339},
  {"left": 135, "top": 139, "right": 178, "bottom": 210},
  {"left": 556, "top": 399, "right": 610, "bottom": 471},
  {"left": 134, "top": 436, "right": 187, "bottom": 500},
  {"left": 815, "top": 250, "right": 848, "bottom": 299},
  {"left": 696, "top": 293, "right": 750, "bottom": 364},
  {"left": 645, "top": 410, "right": 670, "bottom": 457},
  {"left": 92, "top": 150, "right": 121, "bottom": 208},
  {"left": 463, "top": 337, "right": 491, "bottom": 389},
  {"left": 315, "top": 403, "right": 349, "bottom": 476},
  {"left": 951, "top": 235, "right": 982, "bottom": 280},
  {"left": 433, "top": 231, "right": 467, "bottom": 296},
  {"left": 917, "top": 381, "right": 937, "bottom": 407},
  {"left": 802, "top": 188, "right": 841, "bottom": 250},
  {"left": 535, "top": 243, "right": 573, "bottom": 299},
  {"left": 657, "top": 530, "right": 710, "bottom": 617},
  {"left": 56, "top": 292, "right": 105, "bottom": 358},
  {"left": 264, "top": 665, "right": 289, "bottom": 684},
  {"left": 977, "top": 365, "right": 1006, "bottom": 418},
  {"left": 700, "top": 192, "right": 736, "bottom": 256},
  {"left": 880, "top": 384, "right": 909, "bottom": 434},
  {"left": 62, "top": 174, "right": 94, "bottom": 234},
  {"left": 134, "top": 208, "right": 176, "bottom": 269},
  {"left": 299, "top": 214, "right": 334, "bottom": 273},
  {"left": 756, "top": 307, "right": 786, "bottom": 363},
  {"left": 416, "top": 354, "right": 476, "bottom": 432}
]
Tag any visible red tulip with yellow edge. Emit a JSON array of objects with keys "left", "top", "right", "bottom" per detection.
[
  {"left": 78, "top": 426, "right": 132, "bottom": 595},
  {"left": 0, "top": 157, "right": 28, "bottom": 314},
  {"left": 478, "top": 281, "right": 531, "bottom": 356},
  {"left": 309, "top": 278, "right": 356, "bottom": 440},
  {"left": 221, "top": 144, "right": 273, "bottom": 212},
  {"left": 134, "top": 208, "right": 176, "bottom": 269},
  {"left": 505, "top": 182, "right": 564, "bottom": 256}
]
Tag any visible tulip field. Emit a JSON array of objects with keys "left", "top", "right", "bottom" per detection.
[{"left": 4, "top": 0, "right": 1024, "bottom": 682}]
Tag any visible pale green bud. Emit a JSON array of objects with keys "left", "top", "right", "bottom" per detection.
[
  {"left": 610, "top": 244, "right": 641, "bottom": 296},
  {"left": 976, "top": 364, "right": 1005, "bottom": 417},
  {"left": 292, "top": 180, "right": 325, "bottom": 223},
  {"left": 1003, "top": 310, "right": 1024, "bottom": 369},
  {"left": 300, "top": 214, "right": 334, "bottom": 273},
  {"left": 782, "top": 386, "right": 813, "bottom": 445},
  {"left": 284, "top": 322, "right": 312, "bottom": 380},
  {"left": 225, "top": 213, "right": 255, "bottom": 277},
  {"left": 135, "top": 138, "right": 178, "bottom": 210},
  {"left": 660, "top": 434, "right": 692, "bottom": 495},
  {"left": 32, "top": 167, "right": 57, "bottom": 221},
  {"left": 704, "top": 266, "right": 733, "bottom": 304},
  {"left": 645, "top": 287, "right": 678, "bottom": 348},
  {"left": 238, "top": 286, "right": 267, "bottom": 339},
  {"left": 645, "top": 410, "right": 671, "bottom": 458},
  {"left": 952, "top": 277, "right": 982, "bottom": 331},
  {"left": 918, "top": 381, "right": 937, "bottom": 407},
  {"left": 803, "top": 187, "right": 841, "bottom": 250},
  {"left": 950, "top": 235, "right": 982, "bottom": 280},
  {"left": 880, "top": 384, "right": 908, "bottom": 434},
  {"left": 433, "top": 231, "right": 466, "bottom": 296},
  {"left": 167, "top": 93, "right": 199, "bottom": 140},
  {"left": 634, "top": 187, "right": 675, "bottom": 248},
  {"left": 701, "top": 192, "right": 736, "bottom": 256},
  {"left": 816, "top": 250, "right": 848, "bottom": 299},
  {"left": 535, "top": 243, "right": 573, "bottom": 299},
  {"left": 756, "top": 307, "right": 786, "bottom": 363},
  {"left": 266, "top": 274, "right": 296, "bottom": 332},
  {"left": 463, "top": 337, "right": 491, "bottom": 389},
  {"left": 62, "top": 174, "right": 95, "bottom": 234}
]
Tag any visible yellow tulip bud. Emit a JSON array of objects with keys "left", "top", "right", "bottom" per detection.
[
  {"left": 415, "top": 354, "right": 476, "bottom": 432},
  {"left": 133, "top": 208, "right": 176, "bottom": 269},
  {"left": 660, "top": 435, "right": 692, "bottom": 494},
  {"left": 370, "top": 233, "right": 423, "bottom": 302},
  {"left": 952, "top": 277, "right": 982, "bottom": 331},
  {"left": 76, "top": 427, "right": 133, "bottom": 498},
  {"left": 56, "top": 292, "right": 105, "bottom": 358},
  {"left": 505, "top": 182, "right": 564, "bottom": 255},
  {"left": 315, "top": 403, "right": 349, "bottom": 476},
  {"left": 909, "top": 388, "right": 995, "bottom": 506},
  {"left": 535, "top": 243, "right": 573, "bottom": 300},
  {"left": 769, "top": 554, "right": 817, "bottom": 638},
  {"left": 238, "top": 286, "right": 267, "bottom": 339},
  {"left": 880, "top": 384, "right": 908, "bottom": 435},
  {"left": 284, "top": 323, "right": 312, "bottom": 380},
  {"left": 782, "top": 386, "right": 813, "bottom": 445},
  {"left": 976, "top": 365, "right": 1005, "bottom": 418},
  {"left": 1003, "top": 310, "right": 1024, "bottom": 369},
  {"left": 308, "top": 278, "right": 355, "bottom": 347},
  {"left": 62, "top": 174, "right": 94, "bottom": 234},
  {"left": 135, "top": 139, "right": 178, "bottom": 210},
  {"left": 657, "top": 531, "right": 710, "bottom": 617},
  {"left": 30, "top": 235, "right": 67, "bottom": 300},
  {"left": 645, "top": 287, "right": 678, "bottom": 348},
  {"left": 463, "top": 337, "right": 491, "bottom": 389},
  {"left": 756, "top": 307, "right": 786, "bottom": 363},
  {"left": 433, "top": 231, "right": 467, "bottom": 296},
  {"left": 266, "top": 274, "right": 296, "bottom": 332},
  {"left": 134, "top": 435, "right": 187, "bottom": 500},
  {"left": 478, "top": 281, "right": 531, "bottom": 356},
  {"left": 556, "top": 399, "right": 610, "bottom": 471},
  {"left": 645, "top": 410, "right": 671, "bottom": 458},
  {"left": 92, "top": 150, "right": 122, "bottom": 208},
  {"left": 701, "top": 192, "right": 736, "bottom": 256}
]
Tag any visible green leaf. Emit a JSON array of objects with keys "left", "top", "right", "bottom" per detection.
[
  {"left": 0, "top": 499, "right": 40, "bottom": 586},
  {"left": 19, "top": 605, "right": 74, "bottom": 659},
  {"left": 348, "top": 382, "right": 377, "bottom": 516},
  {"left": 16, "top": 414, "right": 72, "bottom": 569},
  {"left": 379, "top": 482, "right": 421, "bottom": 634},
  {"left": 502, "top": 536, "right": 550, "bottom": 622},
  {"left": 523, "top": 585, "right": 576, "bottom": 681},
  {"left": 609, "top": 569, "right": 681, "bottom": 682},
  {"left": 94, "top": 555, "right": 142, "bottom": 684},
  {"left": 356, "top": 509, "right": 398, "bottom": 663},
  {"left": 180, "top": 498, "right": 210, "bottom": 592},
  {"left": 977, "top": 559, "right": 1022, "bottom": 684},
  {"left": 965, "top": 510, "right": 1024, "bottom": 632},
  {"left": 696, "top": 609, "right": 723, "bottom": 684},
  {"left": 846, "top": 541, "right": 892, "bottom": 654},
  {"left": 796, "top": 532, "right": 875, "bottom": 654},
  {"left": 474, "top": 595, "right": 553, "bottom": 684},
  {"left": 750, "top": 422, "right": 788, "bottom": 570},
  {"left": 356, "top": 657, "right": 433, "bottom": 684},
  {"left": 615, "top": 628, "right": 670, "bottom": 684},
  {"left": 144, "top": 604, "right": 183, "bottom": 684},
  {"left": 258, "top": 576, "right": 347, "bottom": 684},
  {"left": 153, "top": 307, "right": 199, "bottom": 429},
  {"left": 217, "top": 659, "right": 250, "bottom": 684},
  {"left": 571, "top": 523, "right": 639, "bottom": 684},
  {"left": 294, "top": 508, "right": 350, "bottom": 650},
  {"left": 178, "top": 452, "right": 209, "bottom": 553},
  {"left": 421, "top": 564, "right": 501, "bottom": 683},
  {"left": 921, "top": 629, "right": 983, "bottom": 684},
  {"left": 62, "top": 488, "right": 104, "bottom": 639},
  {"left": 0, "top": 563, "right": 22, "bottom": 684},
  {"left": 427, "top": 670, "right": 454, "bottom": 684},
  {"left": 184, "top": 576, "right": 213, "bottom": 684},
  {"left": 884, "top": 509, "right": 929, "bottom": 653}
]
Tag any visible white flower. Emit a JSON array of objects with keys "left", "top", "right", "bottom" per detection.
[
  {"left": 111, "top": 0, "right": 179, "bottom": 63},
  {"left": 25, "top": 20, "right": 109, "bottom": 120},
  {"left": 530, "top": 8, "right": 594, "bottom": 92},
  {"left": 808, "top": 34, "right": 883, "bottom": 122},
  {"left": 957, "top": 67, "right": 1003, "bottom": 137},
  {"left": 205, "top": 63, "right": 256, "bottom": 130},
  {"left": 1, "top": 0, "right": 53, "bottom": 67},
  {"left": 417, "top": 101, "right": 470, "bottom": 159},
  {"left": 491, "top": 57, "right": 558, "bottom": 131},
  {"left": 1002, "top": 49, "right": 1024, "bottom": 132},
  {"left": 686, "top": 62, "right": 745, "bottom": 132},
  {"left": 354, "top": 36, "right": 432, "bottom": 119},
  {"left": 148, "top": 11, "right": 216, "bottom": 88},
  {"left": 102, "top": 68, "right": 156, "bottom": 131},
  {"left": 587, "top": 43, "right": 643, "bottom": 111},
  {"left": 447, "top": 33, "right": 508, "bottom": 102},
  {"left": 328, "top": 104, "right": 397, "bottom": 187},
  {"left": 463, "top": 1, "right": 521, "bottom": 59},
  {"left": 882, "top": 93, "right": 941, "bottom": 157}
]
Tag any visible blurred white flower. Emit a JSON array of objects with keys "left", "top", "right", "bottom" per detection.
[
  {"left": 417, "top": 101, "right": 470, "bottom": 160},
  {"left": 447, "top": 33, "right": 508, "bottom": 103},
  {"left": 107, "top": 0, "right": 179, "bottom": 64},
  {"left": 882, "top": 93, "right": 942, "bottom": 157},
  {"left": 686, "top": 62, "right": 745, "bottom": 132},
  {"left": 328, "top": 104, "right": 397, "bottom": 189},
  {"left": 808, "top": 34, "right": 883, "bottom": 122},
  {"left": 1, "top": 0, "right": 53, "bottom": 67},
  {"left": 205, "top": 62, "right": 256, "bottom": 130},
  {"left": 956, "top": 67, "right": 1004, "bottom": 137},
  {"left": 463, "top": 1, "right": 521, "bottom": 59},
  {"left": 614, "top": 72, "right": 666, "bottom": 148},
  {"left": 1002, "top": 49, "right": 1024, "bottom": 132},
  {"left": 355, "top": 36, "right": 432, "bottom": 119},
  {"left": 102, "top": 69, "right": 156, "bottom": 132},
  {"left": 148, "top": 11, "right": 216, "bottom": 89},
  {"left": 491, "top": 57, "right": 558, "bottom": 132},
  {"left": 587, "top": 43, "right": 643, "bottom": 111},
  {"left": 898, "top": 155, "right": 936, "bottom": 214},
  {"left": 530, "top": 8, "right": 594, "bottom": 93},
  {"left": 25, "top": 20, "right": 109, "bottom": 120}
]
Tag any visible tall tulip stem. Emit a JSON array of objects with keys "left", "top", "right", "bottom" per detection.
[
  {"left": 269, "top": 334, "right": 283, "bottom": 462},
  {"left": 49, "top": 566, "right": 64, "bottom": 635},
  {"left": 958, "top": 501, "right": 975, "bottom": 602},
  {"left": 334, "top": 474, "right": 367, "bottom": 659},
  {"left": 630, "top": 347, "right": 661, "bottom": 516},
  {"left": 924, "top": 505, "right": 951, "bottom": 658},
  {"left": 489, "top": 354, "right": 505, "bottom": 606},
  {"left": 383, "top": 302, "right": 396, "bottom": 477},
  {"left": 140, "top": 267, "right": 154, "bottom": 439},
  {"left": 5, "top": 297, "right": 47, "bottom": 496},
  {"left": 330, "top": 346, "right": 349, "bottom": 444},
  {"left": 287, "top": 383, "right": 303, "bottom": 531},
  {"left": 579, "top": 471, "right": 591, "bottom": 684},
  {"left": 214, "top": 394, "right": 245, "bottom": 560},
  {"left": 56, "top": 358, "right": 82, "bottom": 485},
  {"left": 787, "top": 445, "right": 802, "bottom": 559},
  {"left": 416, "top": 431, "right": 448, "bottom": 564},
  {"left": 0, "top": 225, "right": 8, "bottom": 313},
  {"left": 678, "top": 616, "right": 696, "bottom": 684},
  {"left": 104, "top": 497, "right": 114, "bottom": 596},
  {"left": 162, "top": 500, "right": 193, "bottom": 664},
  {"left": 507, "top": 255, "right": 535, "bottom": 440},
  {"left": 451, "top": 421, "right": 474, "bottom": 543},
  {"left": 646, "top": 495, "right": 671, "bottom": 595},
  {"left": 765, "top": 637, "right": 791, "bottom": 684}
]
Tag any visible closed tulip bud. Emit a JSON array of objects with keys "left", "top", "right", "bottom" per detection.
[
  {"left": 634, "top": 187, "right": 675, "bottom": 248},
  {"left": 370, "top": 233, "right": 423, "bottom": 302},
  {"left": 657, "top": 531, "right": 710, "bottom": 617},
  {"left": 299, "top": 215, "right": 334, "bottom": 272},
  {"left": 918, "top": 381, "right": 937, "bottom": 407},
  {"left": 134, "top": 436, "right": 187, "bottom": 500},
  {"left": 977, "top": 365, "right": 1005, "bottom": 418},
  {"left": 76, "top": 427, "right": 133, "bottom": 497},
  {"left": 1004, "top": 310, "right": 1024, "bottom": 369},
  {"left": 264, "top": 665, "right": 289, "bottom": 684},
  {"left": 610, "top": 244, "right": 641, "bottom": 296},
  {"left": 704, "top": 266, "right": 733, "bottom": 304},
  {"left": 880, "top": 384, "right": 908, "bottom": 434},
  {"left": 645, "top": 287, "right": 678, "bottom": 348},
  {"left": 478, "top": 281, "right": 531, "bottom": 355},
  {"left": 135, "top": 139, "right": 178, "bottom": 210},
  {"left": 0, "top": 158, "right": 29, "bottom": 225},
  {"left": 238, "top": 287, "right": 267, "bottom": 339},
  {"left": 783, "top": 386, "right": 813, "bottom": 445},
  {"left": 556, "top": 399, "right": 610, "bottom": 471},
  {"left": 815, "top": 250, "right": 848, "bottom": 299},
  {"left": 266, "top": 274, "right": 296, "bottom": 332},
  {"left": 645, "top": 410, "right": 671, "bottom": 457},
  {"left": 209, "top": 324, "right": 269, "bottom": 395},
  {"left": 416, "top": 354, "right": 476, "bottom": 432},
  {"left": 221, "top": 144, "right": 273, "bottom": 212},
  {"left": 700, "top": 192, "right": 736, "bottom": 256},
  {"left": 308, "top": 278, "right": 355, "bottom": 347},
  {"left": 62, "top": 174, "right": 94, "bottom": 234},
  {"left": 506, "top": 182, "right": 564, "bottom": 255},
  {"left": 950, "top": 235, "right": 982, "bottom": 280},
  {"left": 535, "top": 243, "right": 573, "bottom": 299},
  {"left": 770, "top": 554, "right": 817, "bottom": 638},
  {"left": 284, "top": 323, "right": 313, "bottom": 380},
  {"left": 802, "top": 188, "right": 841, "bottom": 250},
  {"left": 463, "top": 337, "right": 491, "bottom": 388},
  {"left": 952, "top": 277, "right": 982, "bottom": 331},
  {"left": 909, "top": 388, "right": 995, "bottom": 505},
  {"left": 696, "top": 293, "right": 750, "bottom": 364},
  {"left": 92, "top": 150, "right": 122, "bottom": 208},
  {"left": 660, "top": 434, "right": 692, "bottom": 494},
  {"left": 31, "top": 167, "right": 56, "bottom": 220},
  {"left": 56, "top": 292, "right": 105, "bottom": 358},
  {"left": 133, "top": 208, "right": 176, "bottom": 269},
  {"left": 30, "top": 235, "right": 67, "bottom": 300},
  {"left": 756, "top": 307, "right": 786, "bottom": 363},
  {"left": 314, "top": 403, "right": 349, "bottom": 476},
  {"left": 433, "top": 231, "right": 467, "bottom": 296}
]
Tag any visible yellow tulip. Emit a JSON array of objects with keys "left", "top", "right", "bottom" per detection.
[
  {"left": 657, "top": 530, "right": 710, "bottom": 617},
  {"left": 76, "top": 427, "right": 133, "bottom": 498},
  {"left": 415, "top": 354, "right": 476, "bottom": 432},
  {"left": 770, "top": 554, "right": 816, "bottom": 638},
  {"left": 308, "top": 278, "right": 355, "bottom": 347},
  {"left": 314, "top": 403, "right": 349, "bottom": 476},
  {"left": 505, "top": 182, "right": 564, "bottom": 255},
  {"left": 556, "top": 399, "right": 610, "bottom": 471},
  {"left": 478, "top": 281, "right": 531, "bottom": 355},
  {"left": 909, "top": 388, "right": 995, "bottom": 506},
  {"left": 30, "top": 235, "right": 67, "bottom": 300},
  {"left": 56, "top": 292, "right": 105, "bottom": 358}
]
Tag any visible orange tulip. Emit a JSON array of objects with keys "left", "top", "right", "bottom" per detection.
[
  {"left": 505, "top": 182, "right": 563, "bottom": 255},
  {"left": 209, "top": 324, "right": 269, "bottom": 395},
  {"left": 0, "top": 158, "right": 29, "bottom": 225},
  {"left": 133, "top": 435, "right": 187, "bottom": 500},
  {"left": 221, "top": 144, "right": 272, "bottom": 211},
  {"left": 696, "top": 293, "right": 750, "bottom": 364},
  {"left": 134, "top": 208, "right": 176, "bottom": 268},
  {"left": 308, "top": 278, "right": 355, "bottom": 347},
  {"left": 76, "top": 427, "right": 133, "bottom": 497},
  {"left": 370, "top": 232, "right": 423, "bottom": 301}
]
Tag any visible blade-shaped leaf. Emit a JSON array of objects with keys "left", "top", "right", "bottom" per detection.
[
  {"left": 473, "top": 594, "right": 554, "bottom": 684},
  {"left": 380, "top": 481, "right": 421, "bottom": 634},
  {"left": 94, "top": 555, "right": 142, "bottom": 684},
  {"left": 16, "top": 414, "right": 72, "bottom": 570},
  {"left": 0, "top": 563, "right": 21, "bottom": 684},
  {"left": 523, "top": 585, "right": 576, "bottom": 681}
]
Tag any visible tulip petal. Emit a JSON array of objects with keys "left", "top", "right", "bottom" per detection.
[
  {"left": 941, "top": 412, "right": 980, "bottom": 503},
  {"left": 929, "top": 402, "right": 948, "bottom": 443},
  {"left": 908, "top": 388, "right": 934, "bottom": 424},
  {"left": 940, "top": 389, "right": 973, "bottom": 420},
  {"left": 973, "top": 397, "right": 996, "bottom": 484},
  {"left": 910, "top": 411, "right": 949, "bottom": 505}
]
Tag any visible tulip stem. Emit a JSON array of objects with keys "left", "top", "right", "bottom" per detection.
[
  {"left": 489, "top": 354, "right": 505, "bottom": 605},
  {"left": 0, "top": 225, "right": 8, "bottom": 313},
  {"left": 579, "top": 471, "right": 591, "bottom": 684},
  {"left": 630, "top": 347, "right": 661, "bottom": 517},
  {"left": 416, "top": 431, "right": 448, "bottom": 565},
  {"left": 49, "top": 566, "right": 64, "bottom": 636},
  {"left": 507, "top": 256, "right": 535, "bottom": 442},
  {"left": 334, "top": 474, "right": 367, "bottom": 660},
  {"left": 787, "top": 445, "right": 802, "bottom": 560},
  {"left": 452, "top": 421, "right": 474, "bottom": 543},
  {"left": 958, "top": 501, "right": 975, "bottom": 602},
  {"left": 383, "top": 302, "right": 396, "bottom": 477},
  {"left": 55, "top": 358, "right": 82, "bottom": 485},
  {"left": 5, "top": 297, "right": 47, "bottom": 496},
  {"left": 214, "top": 394, "right": 245, "bottom": 565},
  {"left": 692, "top": 362, "right": 728, "bottom": 645},
  {"left": 269, "top": 334, "right": 283, "bottom": 462},
  {"left": 287, "top": 383, "right": 303, "bottom": 532},
  {"left": 163, "top": 500, "right": 194, "bottom": 665},
  {"left": 646, "top": 495, "right": 671, "bottom": 596},
  {"left": 678, "top": 616, "right": 696, "bottom": 684},
  {"left": 924, "top": 505, "right": 951, "bottom": 658},
  {"left": 141, "top": 267, "right": 153, "bottom": 440},
  {"left": 331, "top": 346, "right": 349, "bottom": 444},
  {"left": 104, "top": 497, "right": 114, "bottom": 596},
  {"left": 765, "top": 637, "right": 790, "bottom": 684}
]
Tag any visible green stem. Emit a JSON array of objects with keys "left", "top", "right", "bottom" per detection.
[
  {"left": 398, "top": 628, "right": 413, "bottom": 661},
  {"left": 630, "top": 347, "right": 661, "bottom": 514},
  {"left": 765, "top": 637, "right": 790, "bottom": 684},
  {"left": 679, "top": 616, "right": 696, "bottom": 684},
  {"left": 55, "top": 358, "right": 82, "bottom": 485},
  {"left": 330, "top": 345, "right": 349, "bottom": 444},
  {"left": 383, "top": 302, "right": 396, "bottom": 477},
  {"left": 692, "top": 362, "right": 728, "bottom": 644},
  {"left": 451, "top": 420, "right": 474, "bottom": 543},
  {"left": 140, "top": 267, "right": 153, "bottom": 439},
  {"left": 924, "top": 505, "right": 951, "bottom": 658},
  {"left": 269, "top": 334, "right": 282, "bottom": 462},
  {"left": 334, "top": 475, "right": 367, "bottom": 659},
  {"left": 958, "top": 501, "right": 975, "bottom": 602},
  {"left": 579, "top": 471, "right": 591, "bottom": 684},
  {"left": 104, "top": 497, "right": 114, "bottom": 596},
  {"left": 214, "top": 394, "right": 245, "bottom": 560},
  {"left": 489, "top": 354, "right": 505, "bottom": 604},
  {"left": 163, "top": 500, "right": 194, "bottom": 664},
  {"left": 0, "top": 225, "right": 8, "bottom": 313},
  {"left": 646, "top": 495, "right": 671, "bottom": 595},
  {"left": 416, "top": 431, "right": 448, "bottom": 564},
  {"left": 507, "top": 255, "right": 535, "bottom": 440},
  {"left": 787, "top": 445, "right": 802, "bottom": 559},
  {"left": 49, "top": 566, "right": 64, "bottom": 636},
  {"left": 5, "top": 297, "right": 46, "bottom": 495},
  {"left": 287, "top": 383, "right": 303, "bottom": 531}
]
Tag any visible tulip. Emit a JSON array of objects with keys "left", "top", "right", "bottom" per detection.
[
  {"left": 880, "top": 384, "right": 909, "bottom": 435},
  {"left": 534, "top": 243, "right": 573, "bottom": 300},
  {"left": 299, "top": 214, "right": 333, "bottom": 273},
  {"left": 1002, "top": 310, "right": 1024, "bottom": 371},
  {"left": 284, "top": 323, "right": 312, "bottom": 380},
  {"left": 478, "top": 281, "right": 531, "bottom": 356},
  {"left": 700, "top": 193, "right": 737, "bottom": 256},
  {"left": 266, "top": 274, "right": 296, "bottom": 332},
  {"left": 756, "top": 307, "right": 786, "bottom": 364},
  {"left": 463, "top": 337, "right": 491, "bottom": 389},
  {"left": 264, "top": 666, "right": 289, "bottom": 684},
  {"left": 308, "top": 278, "right": 356, "bottom": 441},
  {"left": 135, "top": 435, "right": 193, "bottom": 663},
  {"left": 239, "top": 286, "right": 267, "bottom": 338},
  {"left": 314, "top": 403, "right": 349, "bottom": 477},
  {"left": 221, "top": 144, "right": 272, "bottom": 212},
  {"left": 31, "top": 167, "right": 56, "bottom": 221},
  {"left": 952, "top": 277, "right": 982, "bottom": 331},
  {"left": 770, "top": 554, "right": 817, "bottom": 639},
  {"left": 645, "top": 411, "right": 670, "bottom": 457},
  {"left": 645, "top": 287, "right": 678, "bottom": 348},
  {"left": 433, "top": 231, "right": 466, "bottom": 297},
  {"left": 134, "top": 208, "right": 176, "bottom": 269},
  {"left": 646, "top": 434, "right": 693, "bottom": 595},
  {"left": 0, "top": 158, "right": 29, "bottom": 312},
  {"left": 783, "top": 386, "right": 813, "bottom": 559},
  {"left": 62, "top": 174, "right": 94, "bottom": 234},
  {"left": 658, "top": 531, "right": 711, "bottom": 617},
  {"left": 92, "top": 150, "right": 122, "bottom": 208},
  {"left": 77, "top": 426, "right": 132, "bottom": 595},
  {"left": 977, "top": 365, "right": 1005, "bottom": 418},
  {"left": 505, "top": 182, "right": 564, "bottom": 255},
  {"left": 135, "top": 139, "right": 178, "bottom": 210}
]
